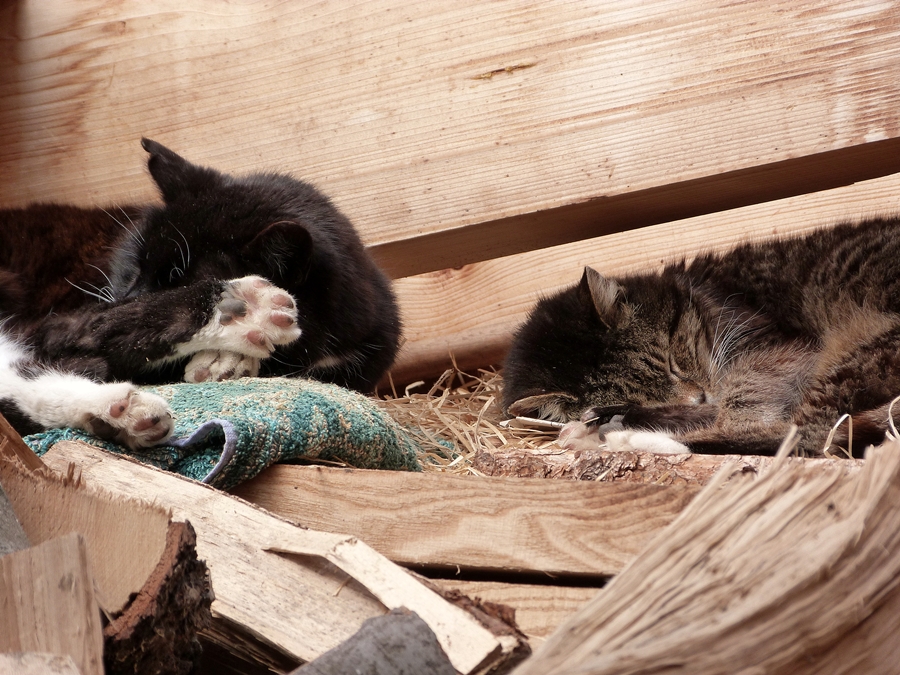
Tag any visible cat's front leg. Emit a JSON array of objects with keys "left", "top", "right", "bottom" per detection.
[
  {"left": 558, "top": 403, "right": 718, "bottom": 455},
  {"left": 81, "top": 383, "right": 175, "bottom": 450},
  {"left": 177, "top": 276, "right": 300, "bottom": 382},
  {"left": 559, "top": 420, "right": 691, "bottom": 455},
  {"left": 10, "top": 374, "right": 173, "bottom": 450}
]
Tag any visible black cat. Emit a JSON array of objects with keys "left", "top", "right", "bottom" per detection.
[
  {"left": 0, "top": 139, "right": 401, "bottom": 449},
  {"left": 503, "top": 218, "right": 900, "bottom": 458}
]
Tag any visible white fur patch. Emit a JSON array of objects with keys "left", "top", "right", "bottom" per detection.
[
  {"left": 184, "top": 350, "right": 260, "bottom": 383},
  {"left": 175, "top": 275, "right": 301, "bottom": 361},
  {"left": 312, "top": 354, "right": 347, "bottom": 370},
  {"left": 0, "top": 332, "right": 173, "bottom": 450},
  {"left": 604, "top": 429, "right": 692, "bottom": 455}
]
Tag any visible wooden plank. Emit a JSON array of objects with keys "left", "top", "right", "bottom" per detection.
[
  {"left": 1, "top": 457, "right": 213, "bottom": 673},
  {"left": 1, "top": 454, "right": 172, "bottom": 614},
  {"left": 40, "top": 441, "right": 509, "bottom": 675},
  {"left": 515, "top": 441, "right": 900, "bottom": 675},
  {"left": 388, "top": 171, "right": 900, "bottom": 384},
  {"left": 230, "top": 464, "right": 698, "bottom": 577},
  {"left": 2, "top": 1, "right": 899, "bottom": 276},
  {"left": 0, "top": 533, "right": 104, "bottom": 675},
  {"left": 439, "top": 580, "right": 600, "bottom": 643}
]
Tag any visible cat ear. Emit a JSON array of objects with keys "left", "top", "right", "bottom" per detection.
[
  {"left": 580, "top": 267, "right": 631, "bottom": 329},
  {"left": 242, "top": 220, "right": 313, "bottom": 285},
  {"left": 507, "top": 392, "right": 579, "bottom": 421},
  {"left": 142, "top": 138, "right": 220, "bottom": 202}
]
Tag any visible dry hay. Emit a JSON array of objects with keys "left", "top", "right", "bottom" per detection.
[{"left": 377, "top": 366, "right": 564, "bottom": 474}]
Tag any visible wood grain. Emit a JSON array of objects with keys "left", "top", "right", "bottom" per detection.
[
  {"left": 1, "top": 1, "right": 899, "bottom": 276},
  {"left": 387, "top": 171, "right": 900, "bottom": 384},
  {"left": 0, "top": 455, "right": 171, "bottom": 614},
  {"left": 41, "top": 441, "right": 506, "bottom": 675},
  {"left": 231, "top": 463, "right": 699, "bottom": 577},
  {"left": 438, "top": 580, "right": 600, "bottom": 642},
  {"left": 0, "top": 533, "right": 104, "bottom": 675},
  {"left": 0, "top": 412, "right": 46, "bottom": 472},
  {"left": 514, "top": 441, "right": 900, "bottom": 675}
]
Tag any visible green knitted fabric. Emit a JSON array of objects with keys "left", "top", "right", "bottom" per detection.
[{"left": 24, "top": 378, "right": 422, "bottom": 489}]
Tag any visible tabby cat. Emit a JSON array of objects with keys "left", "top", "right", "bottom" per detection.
[
  {"left": 502, "top": 218, "right": 900, "bottom": 457},
  {"left": 0, "top": 139, "right": 400, "bottom": 449}
]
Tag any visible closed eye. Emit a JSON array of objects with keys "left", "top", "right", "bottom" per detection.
[{"left": 668, "top": 355, "right": 689, "bottom": 381}]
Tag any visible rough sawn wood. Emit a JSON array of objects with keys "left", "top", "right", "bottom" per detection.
[
  {"left": 41, "top": 440, "right": 517, "bottom": 675},
  {"left": 232, "top": 463, "right": 698, "bottom": 577},
  {"left": 0, "top": 533, "right": 104, "bottom": 675},
  {"left": 513, "top": 441, "right": 900, "bottom": 675}
]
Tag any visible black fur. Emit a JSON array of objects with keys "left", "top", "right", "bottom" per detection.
[{"left": 0, "top": 139, "right": 401, "bottom": 393}]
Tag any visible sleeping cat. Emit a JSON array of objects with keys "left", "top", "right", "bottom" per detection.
[
  {"left": 0, "top": 138, "right": 400, "bottom": 449},
  {"left": 502, "top": 217, "right": 900, "bottom": 458}
]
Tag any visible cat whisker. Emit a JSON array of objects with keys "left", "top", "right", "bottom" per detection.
[
  {"left": 171, "top": 226, "right": 191, "bottom": 269},
  {"left": 117, "top": 206, "right": 145, "bottom": 243},
  {"left": 267, "top": 354, "right": 309, "bottom": 369},
  {"left": 169, "top": 237, "right": 188, "bottom": 275},
  {"left": 65, "top": 278, "right": 114, "bottom": 304},
  {"left": 102, "top": 207, "right": 144, "bottom": 247},
  {"left": 87, "top": 264, "right": 117, "bottom": 296}
]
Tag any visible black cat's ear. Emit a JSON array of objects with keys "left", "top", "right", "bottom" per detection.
[
  {"left": 579, "top": 267, "right": 632, "bottom": 329},
  {"left": 242, "top": 220, "right": 313, "bottom": 285},
  {"left": 141, "top": 138, "right": 220, "bottom": 202},
  {"left": 507, "top": 392, "right": 579, "bottom": 421}
]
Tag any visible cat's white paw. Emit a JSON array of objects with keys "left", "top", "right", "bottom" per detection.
[
  {"left": 184, "top": 350, "right": 260, "bottom": 383},
  {"left": 559, "top": 420, "right": 603, "bottom": 453},
  {"left": 604, "top": 429, "right": 691, "bottom": 455},
  {"left": 559, "top": 422, "right": 691, "bottom": 455},
  {"left": 82, "top": 383, "right": 174, "bottom": 451},
  {"left": 177, "top": 276, "right": 301, "bottom": 360}
]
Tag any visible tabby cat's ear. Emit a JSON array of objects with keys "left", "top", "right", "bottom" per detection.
[
  {"left": 142, "top": 138, "right": 220, "bottom": 202},
  {"left": 242, "top": 220, "right": 313, "bottom": 286},
  {"left": 580, "top": 267, "right": 631, "bottom": 329}
]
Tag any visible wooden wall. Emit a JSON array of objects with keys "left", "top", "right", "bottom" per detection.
[{"left": 2, "top": 1, "right": 900, "bottom": 383}]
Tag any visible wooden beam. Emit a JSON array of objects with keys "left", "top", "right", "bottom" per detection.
[
  {"left": 388, "top": 171, "right": 900, "bottom": 384},
  {"left": 372, "top": 141, "right": 900, "bottom": 278},
  {"left": 0, "top": 533, "right": 104, "bottom": 675},
  {"left": 1, "top": 1, "right": 899, "bottom": 275},
  {"left": 231, "top": 464, "right": 698, "bottom": 577},
  {"left": 515, "top": 441, "right": 900, "bottom": 675},
  {"left": 41, "top": 441, "right": 513, "bottom": 675}
]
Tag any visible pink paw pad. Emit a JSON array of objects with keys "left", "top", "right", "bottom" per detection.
[{"left": 109, "top": 399, "right": 129, "bottom": 419}]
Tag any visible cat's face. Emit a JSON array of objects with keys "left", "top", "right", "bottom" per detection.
[
  {"left": 109, "top": 139, "right": 319, "bottom": 301},
  {"left": 501, "top": 267, "right": 713, "bottom": 422}
]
